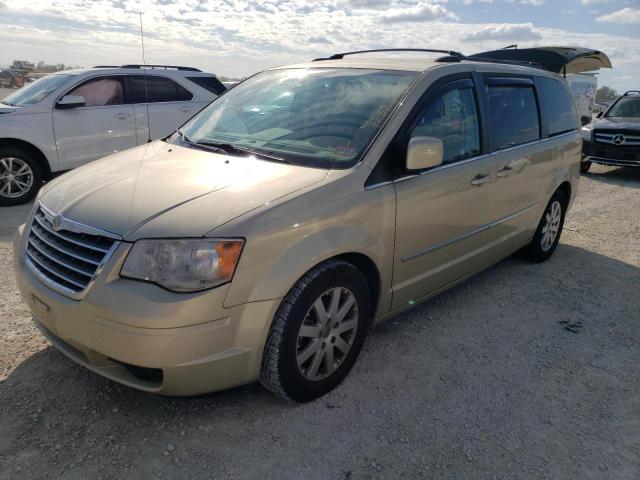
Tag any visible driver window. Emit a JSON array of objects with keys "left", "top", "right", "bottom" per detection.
[
  {"left": 67, "top": 77, "right": 124, "bottom": 107},
  {"left": 410, "top": 85, "right": 480, "bottom": 163}
]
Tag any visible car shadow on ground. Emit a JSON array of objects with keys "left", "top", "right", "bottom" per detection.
[
  {"left": 584, "top": 165, "right": 640, "bottom": 189},
  {"left": 2, "top": 244, "right": 639, "bottom": 478}
]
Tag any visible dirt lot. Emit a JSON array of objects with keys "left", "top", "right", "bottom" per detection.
[{"left": 0, "top": 165, "right": 639, "bottom": 480}]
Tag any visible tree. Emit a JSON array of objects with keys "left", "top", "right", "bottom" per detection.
[{"left": 596, "top": 86, "right": 618, "bottom": 102}]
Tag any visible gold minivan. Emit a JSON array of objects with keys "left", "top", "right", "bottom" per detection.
[{"left": 13, "top": 48, "right": 611, "bottom": 401}]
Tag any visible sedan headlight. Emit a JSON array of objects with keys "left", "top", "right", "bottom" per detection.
[
  {"left": 581, "top": 127, "right": 592, "bottom": 141},
  {"left": 121, "top": 239, "right": 244, "bottom": 292}
]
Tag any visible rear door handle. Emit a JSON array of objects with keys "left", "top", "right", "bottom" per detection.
[
  {"left": 471, "top": 173, "right": 491, "bottom": 186},
  {"left": 115, "top": 112, "right": 131, "bottom": 120},
  {"left": 497, "top": 164, "right": 515, "bottom": 177}
]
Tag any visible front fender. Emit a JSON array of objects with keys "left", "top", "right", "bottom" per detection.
[{"left": 0, "top": 112, "right": 58, "bottom": 171}]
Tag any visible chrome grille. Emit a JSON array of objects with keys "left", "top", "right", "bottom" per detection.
[
  {"left": 25, "top": 205, "right": 119, "bottom": 296},
  {"left": 594, "top": 132, "right": 640, "bottom": 146}
]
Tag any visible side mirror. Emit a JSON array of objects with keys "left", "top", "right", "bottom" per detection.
[
  {"left": 406, "top": 136, "right": 443, "bottom": 171},
  {"left": 580, "top": 116, "right": 591, "bottom": 126},
  {"left": 57, "top": 95, "right": 86, "bottom": 109},
  {"left": 596, "top": 111, "right": 603, "bottom": 118}
]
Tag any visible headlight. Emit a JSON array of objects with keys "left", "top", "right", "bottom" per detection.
[
  {"left": 581, "top": 127, "right": 592, "bottom": 141},
  {"left": 121, "top": 239, "right": 244, "bottom": 292}
]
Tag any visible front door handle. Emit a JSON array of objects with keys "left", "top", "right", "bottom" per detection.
[
  {"left": 115, "top": 112, "right": 131, "bottom": 120},
  {"left": 497, "top": 164, "right": 515, "bottom": 177},
  {"left": 471, "top": 173, "right": 491, "bottom": 186},
  {"left": 179, "top": 107, "right": 192, "bottom": 113}
]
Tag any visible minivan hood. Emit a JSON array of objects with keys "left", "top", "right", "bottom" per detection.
[
  {"left": 592, "top": 117, "right": 640, "bottom": 130},
  {"left": 40, "top": 141, "right": 328, "bottom": 238}
]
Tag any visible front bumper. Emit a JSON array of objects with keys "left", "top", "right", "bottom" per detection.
[
  {"left": 13, "top": 224, "right": 280, "bottom": 396},
  {"left": 582, "top": 140, "right": 640, "bottom": 167}
]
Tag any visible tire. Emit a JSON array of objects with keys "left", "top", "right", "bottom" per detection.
[
  {"left": 524, "top": 189, "right": 567, "bottom": 263},
  {"left": 0, "top": 146, "right": 44, "bottom": 206},
  {"left": 260, "top": 259, "right": 372, "bottom": 402},
  {"left": 580, "top": 160, "right": 591, "bottom": 173}
]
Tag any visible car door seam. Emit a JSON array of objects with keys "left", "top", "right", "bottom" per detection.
[{"left": 400, "top": 203, "right": 538, "bottom": 263}]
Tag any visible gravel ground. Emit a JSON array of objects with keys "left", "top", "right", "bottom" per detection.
[{"left": 1, "top": 165, "right": 639, "bottom": 480}]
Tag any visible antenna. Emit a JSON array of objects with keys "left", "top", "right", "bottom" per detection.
[{"left": 139, "top": 12, "right": 151, "bottom": 143}]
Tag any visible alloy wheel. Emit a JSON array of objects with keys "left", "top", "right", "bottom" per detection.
[
  {"left": 0, "top": 157, "right": 34, "bottom": 199},
  {"left": 296, "top": 287, "right": 358, "bottom": 381},
  {"left": 541, "top": 200, "right": 562, "bottom": 251}
]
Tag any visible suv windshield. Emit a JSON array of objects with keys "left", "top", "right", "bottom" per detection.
[
  {"left": 2, "top": 74, "right": 73, "bottom": 107},
  {"left": 606, "top": 96, "right": 640, "bottom": 118},
  {"left": 174, "top": 68, "right": 418, "bottom": 168}
]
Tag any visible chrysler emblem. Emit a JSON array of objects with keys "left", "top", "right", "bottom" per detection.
[
  {"left": 51, "top": 214, "right": 64, "bottom": 231},
  {"left": 613, "top": 134, "right": 625, "bottom": 145}
]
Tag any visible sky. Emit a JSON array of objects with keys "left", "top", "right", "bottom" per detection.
[{"left": 0, "top": 0, "right": 638, "bottom": 92}]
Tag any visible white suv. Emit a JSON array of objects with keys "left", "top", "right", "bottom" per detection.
[{"left": 0, "top": 65, "right": 226, "bottom": 205}]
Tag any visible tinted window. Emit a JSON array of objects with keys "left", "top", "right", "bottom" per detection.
[
  {"left": 486, "top": 84, "right": 540, "bottom": 151},
  {"left": 128, "top": 76, "right": 193, "bottom": 103},
  {"left": 536, "top": 77, "right": 578, "bottom": 136},
  {"left": 67, "top": 77, "right": 124, "bottom": 107},
  {"left": 410, "top": 84, "right": 480, "bottom": 163},
  {"left": 186, "top": 76, "right": 226, "bottom": 95}
]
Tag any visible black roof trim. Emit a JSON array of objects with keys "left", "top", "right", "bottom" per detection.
[
  {"left": 313, "top": 48, "right": 464, "bottom": 61},
  {"left": 623, "top": 90, "right": 640, "bottom": 96},
  {"left": 92, "top": 64, "right": 202, "bottom": 72}
]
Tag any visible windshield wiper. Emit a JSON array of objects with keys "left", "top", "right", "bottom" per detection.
[{"left": 195, "top": 141, "right": 290, "bottom": 164}]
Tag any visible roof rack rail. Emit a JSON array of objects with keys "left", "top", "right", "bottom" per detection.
[
  {"left": 119, "top": 64, "right": 202, "bottom": 72},
  {"left": 461, "top": 56, "right": 545, "bottom": 70},
  {"left": 93, "top": 65, "right": 119, "bottom": 68},
  {"left": 623, "top": 90, "right": 640, "bottom": 96},
  {"left": 313, "top": 48, "right": 464, "bottom": 61}
]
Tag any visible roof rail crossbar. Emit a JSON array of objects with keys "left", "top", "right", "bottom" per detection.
[
  {"left": 313, "top": 48, "right": 464, "bottom": 61},
  {"left": 119, "top": 64, "right": 202, "bottom": 72},
  {"left": 623, "top": 90, "right": 640, "bottom": 96}
]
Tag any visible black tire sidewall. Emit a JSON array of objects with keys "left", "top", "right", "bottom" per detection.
[
  {"left": 278, "top": 263, "right": 371, "bottom": 402},
  {"left": 526, "top": 189, "right": 567, "bottom": 263},
  {"left": 0, "top": 146, "right": 43, "bottom": 206}
]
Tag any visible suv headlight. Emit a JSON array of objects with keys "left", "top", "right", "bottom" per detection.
[
  {"left": 121, "top": 239, "right": 244, "bottom": 292},
  {"left": 581, "top": 127, "right": 592, "bottom": 141}
]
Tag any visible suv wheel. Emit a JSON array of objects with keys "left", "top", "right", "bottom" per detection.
[
  {"left": 580, "top": 160, "right": 592, "bottom": 173},
  {"left": 0, "top": 146, "right": 43, "bottom": 206},
  {"left": 260, "top": 259, "right": 371, "bottom": 402},
  {"left": 524, "top": 189, "right": 567, "bottom": 263}
]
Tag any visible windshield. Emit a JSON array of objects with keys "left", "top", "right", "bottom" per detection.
[
  {"left": 174, "top": 68, "right": 418, "bottom": 168},
  {"left": 606, "top": 97, "right": 640, "bottom": 118},
  {"left": 2, "top": 74, "right": 73, "bottom": 107}
]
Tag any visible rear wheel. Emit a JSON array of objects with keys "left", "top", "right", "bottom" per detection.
[
  {"left": 0, "top": 146, "right": 43, "bottom": 206},
  {"left": 260, "top": 259, "right": 371, "bottom": 402},
  {"left": 524, "top": 189, "right": 567, "bottom": 263}
]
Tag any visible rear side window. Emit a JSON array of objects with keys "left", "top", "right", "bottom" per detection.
[
  {"left": 67, "top": 77, "right": 124, "bottom": 107},
  {"left": 486, "top": 83, "right": 540, "bottom": 151},
  {"left": 536, "top": 77, "right": 578, "bottom": 136},
  {"left": 186, "top": 76, "right": 226, "bottom": 95},
  {"left": 128, "top": 76, "right": 193, "bottom": 103}
]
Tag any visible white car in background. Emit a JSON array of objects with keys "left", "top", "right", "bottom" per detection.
[{"left": 0, "top": 64, "right": 226, "bottom": 205}]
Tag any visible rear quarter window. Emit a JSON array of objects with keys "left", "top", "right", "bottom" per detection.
[
  {"left": 186, "top": 76, "right": 226, "bottom": 96},
  {"left": 536, "top": 77, "right": 579, "bottom": 136}
]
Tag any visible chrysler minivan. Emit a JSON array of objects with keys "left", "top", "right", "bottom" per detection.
[{"left": 13, "top": 47, "right": 611, "bottom": 402}]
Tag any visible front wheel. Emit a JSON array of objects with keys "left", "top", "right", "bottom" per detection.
[
  {"left": 0, "top": 146, "right": 44, "bottom": 206},
  {"left": 524, "top": 189, "right": 567, "bottom": 263},
  {"left": 260, "top": 259, "right": 371, "bottom": 402}
]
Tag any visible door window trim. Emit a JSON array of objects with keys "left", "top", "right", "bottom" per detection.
[
  {"left": 124, "top": 74, "right": 194, "bottom": 105},
  {"left": 54, "top": 74, "right": 128, "bottom": 111}
]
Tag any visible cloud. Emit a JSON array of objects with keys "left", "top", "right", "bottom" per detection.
[
  {"left": 381, "top": 2, "right": 460, "bottom": 23},
  {"left": 581, "top": 0, "right": 614, "bottom": 4},
  {"left": 461, "top": 22, "right": 542, "bottom": 41},
  {"left": 520, "top": 0, "right": 545, "bottom": 5},
  {"left": 596, "top": 7, "right": 640, "bottom": 24}
]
